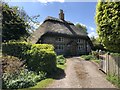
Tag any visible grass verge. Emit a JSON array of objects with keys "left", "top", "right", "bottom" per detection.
[
  {"left": 30, "top": 78, "right": 54, "bottom": 88},
  {"left": 18, "top": 78, "right": 54, "bottom": 90},
  {"left": 107, "top": 75, "right": 120, "bottom": 88},
  {"left": 91, "top": 59, "right": 100, "bottom": 64},
  {"left": 26, "top": 64, "right": 66, "bottom": 89},
  {"left": 81, "top": 55, "right": 100, "bottom": 64}
]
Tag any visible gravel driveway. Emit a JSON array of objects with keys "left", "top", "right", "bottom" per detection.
[{"left": 48, "top": 57, "right": 116, "bottom": 88}]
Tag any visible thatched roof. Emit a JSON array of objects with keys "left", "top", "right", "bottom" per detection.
[{"left": 29, "top": 16, "right": 89, "bottom": 44}]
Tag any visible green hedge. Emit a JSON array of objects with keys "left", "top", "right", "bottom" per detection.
[
  {"left": 31, "top": 44, "right": 54, "bottom": 51},
  {"left": 2, "top": 42, "right": 57, "bottom": 74},
  {"left": 2, "top": 42, "right": 32, "bottom": 60},
  {"left": 27, "top": 44, "right": 57, "bottom": 74}
]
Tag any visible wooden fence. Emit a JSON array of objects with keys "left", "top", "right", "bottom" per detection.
[{"left": 99, "top": 54, "right": 120, "bottom": 78}]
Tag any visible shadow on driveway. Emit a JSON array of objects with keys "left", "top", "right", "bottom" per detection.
[{"left": 46, "top": 67, "right": 66, "bottom": 80}]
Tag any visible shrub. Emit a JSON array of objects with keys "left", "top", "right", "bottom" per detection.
[
  {"left": 2, "top": 55, "right": 25, "bottom": 74},
  {"left": 57, "top": 55, "right": 66, "bottom": 65},
  {"left": 2, "top": 42, "right": 57, "bottom": 89},
  {"left": 2, "top": 42, "right": 57, "bottom": 74},
  {"left": 2, "top": 70, "right": 46, "bottom": 89},
  {"left": 92, "top": 59, "right": 100, "bottom": 64},
  {"left": 26, "top": 44, "right": 57, "bottom": 74},
  {"left": 2, "top": 41, "right": 32, "bottom": 60},
  {"left": 81, "top": 55, "right": 94, "bottom": 60},
  {"left": 92, "top": 51, "right": 99, "bottom": 59}
]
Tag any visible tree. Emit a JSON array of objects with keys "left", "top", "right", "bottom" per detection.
[
  {"left": 95, "top": 1, "right": 120, "bottom": 53},
  {"left": 2, "top": 3, "right": 29, "bottom": 42},
  {"left": 90, "top": 36, "right": 106, "bottom": 51},
  {"left": 14, "top": 7, "right": 40, "bottom": 33},
  {"left": 75, "top": 23, "right": 88, "bottom": 35}
]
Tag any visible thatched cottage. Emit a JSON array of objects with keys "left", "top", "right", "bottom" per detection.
[{"left": 29, "top": 10, "right": 93, "bottom": 56}]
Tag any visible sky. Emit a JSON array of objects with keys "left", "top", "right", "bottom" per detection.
[{"left": 8, "top": 0, "right": 98, "bottom": 38}]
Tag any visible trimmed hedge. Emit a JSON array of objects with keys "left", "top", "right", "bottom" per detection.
[
  {"left": 2, "top": 42, "right": 57, "bottom": 74},
  {"left": 27, "top": 44, "right": 57, "bottom": 74},
  {"left": 31, "top": 44, "right": 54, "bottom": 51},
  {"left": 2, "top": 42, "right": 31, "bottom": 60}
]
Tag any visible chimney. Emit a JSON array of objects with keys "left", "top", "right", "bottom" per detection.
[{"left": 59, "top": 9, "right": 64, "bottom": 20}]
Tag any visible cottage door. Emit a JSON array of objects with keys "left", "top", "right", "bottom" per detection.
[{"left": 70, "top": 42, "right": 78, "bottom": 56}]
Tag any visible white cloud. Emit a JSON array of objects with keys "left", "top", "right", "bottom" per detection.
[
  {"left": 88, "top": 31, "right": 98, "bottom": 38},
  {"left": 37, "top": 0, "right": 64, "bottom": 3},
  {"left": 80, "top": 23, "right": 87, "bottom": 27},
  {"left": 89, "top": 26, "right": 95, "bottom": 31},
  {"left": 88, "top": 26, "right": 98, "bottom": 38}
]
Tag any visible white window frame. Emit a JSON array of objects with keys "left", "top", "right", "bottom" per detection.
[
  {"left": 56, "top": 45, "right": 64, "bottom": 50},
  {"left": 57, "top": 37, "right": 64, "bottom": 42},
  {"left": 78, "top": 45, "right": 83, "bottom": 50}
]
